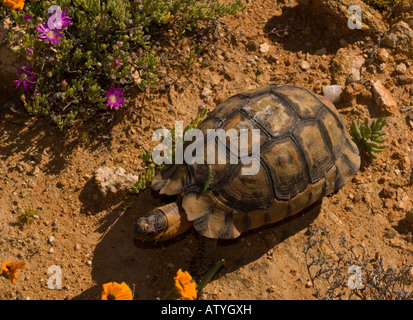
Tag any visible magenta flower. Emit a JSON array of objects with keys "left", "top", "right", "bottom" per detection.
[
  {"left": 60, "top": 8, "right": 73, "bottom": 28},
  {"left": 47, "top": 7, "right": 72, "bottom": 30},
  {"left": 13, "top": 63, "right": 37, "bottom": 92},
  {"left": 114, "top": 59, "right": 121, "bottom": 67},
  {"left": 106, "top": 87, "right": 125, "bottom": 109},
  {"left": 36, "top": 23, "right": 64, "bottom": 45},
  {"left": 24, "top": 14, "right": 32, "bottom": 21},
  {"left": 27, "top": 48, "right": 33, "bottom": 54}
]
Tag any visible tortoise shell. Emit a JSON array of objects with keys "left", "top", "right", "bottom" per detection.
[{"left": 152, "top": 84, "right": 360, "bottom": 239}]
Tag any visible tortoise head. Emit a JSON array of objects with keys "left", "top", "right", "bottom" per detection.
[{"left": 135, "top": 201, "right": 193, "bottom": 241}]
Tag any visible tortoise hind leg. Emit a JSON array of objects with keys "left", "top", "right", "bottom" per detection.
[{"left": 189, "top": 236, "right": 218, "bottom": 276}]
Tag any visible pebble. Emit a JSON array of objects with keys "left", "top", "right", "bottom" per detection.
[
  {"left": 56, "top": 178, "right": 69, "bottom": 189},
  {"left": 376, "top": 48, "right": 389, "bottom": 62},
  {"left": 371, "top": 80, "right": 398, "bottom": 115},
  {"left": 300, "top": 60, "right": 310, "bottom": 70},
  {"left": 380, "top": 186, "right": 396, "bottom": 198},
  {"left": 201, "top": 87, "right": 212, "bottom": 98},
  {"left": 48, "top": 236, "right": 56, "bottom": 246},
  {"left": 49, "top": 247, "right": 54, "bottom": 254},
  {"left": 256, "top": 66, "right": 265, "bottom": 75},
  {"left": 259, "top": 42, "right": 270, "bottom": 54},
  {"left": 395, "top": 63, "right": 407, "bottom": 74},
  {"left": 345, "top": 204, "right": 355, "bottom": 211},
  {"left": 398, "top": 75, "right": 413, "bottom": 84},
  {"left": 247, "top": 40, "right": 259, "bottom": 51},
  {"left": 322, "top": 85, "right": 342, "bottom": 103}
]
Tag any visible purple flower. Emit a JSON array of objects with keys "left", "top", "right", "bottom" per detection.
[
  {"left": 36, "top": 23, "right": 64, "bottom": 45},
  {"left": 13, "top": 63, "right": 37, "bottom": 92},
  {"left": 47, "top": 7, "right": 72, "bottom": 30},
  {"left": 24, "top": 14, "right": 32, "bottom": 21},
  {"left": 27, "top": 48, "right": 33, "bottom": 54},
  {"left": 114, "top": 59, "right": 121, "bottom": 67},
  {"left": 106, "top": 87, "right": 125, "bottom": 109}
]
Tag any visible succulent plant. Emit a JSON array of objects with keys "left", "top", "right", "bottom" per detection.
[
  {"left": 3, "top": 0, "right": 245, "bottom": 130},
  {"left": 350, "top": 117, "right": 387, "bottom": 159}
]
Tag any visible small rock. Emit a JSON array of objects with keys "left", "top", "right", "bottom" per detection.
[
  {"left": 28, "top": 166, "right": 40, "bottom": 177},
  {"left": 56, "top": 178, "right": 69, "bottom": 189},
  {"left": 345, "top": 204, "right": 354, "bottom": 211},
  {"left": 330, "top": 47, "right": 365, "bottom": 85},
  {"left": 341, "top": 82, "right": 372, "bottom": 106},
  {"left": 396, "top": 200, "right": 409, "bottom": 211},
  {"left": 49, "top": 247, "right": 54, "bottom": 254},
  {"left": 380, "top": 187, "right": 396, "bottom": 198},
  {"left": 94, "top": 167, "right": 141, "bottom": 197},
  {"left": 383, "top": 198, "right": 394, "bottom": 209},
  {"left": 48, "top": 236, "right": 56, "bottom": 246},
  {"left": 322, "top": 85, "right": 342, "bottom": 103},
  {"left": 201, "top": 87, "right": 212, "bottom": 98},
  {"left": 372, "top": 80, "right": 398, "bottom": 115},
  {"left": 376, "top": 48, "right": 389, "bottom": 62},
  {"left": 382, "top": 21, "right": 413, "bottom": 58},
  {"left": 246, "top": 40, "right": 259, "bottom": 51},
  {"left": 397, "top": 75, "right": 413, "bottom": 84},
  {"left": 224, "top": 70, "right": 235, "bottom": 81},
  {"left": 259, "top": 42, "right": 270, "bottom": 54},
  {"left": 256, "top": 65, "right": 265, "bottom": 75},
  {"left": 300, "top": 60, "right": 310, "bottom": 70},
  {"left": 395, "top": 63, "right": 407, "bottom": 74},
  {"left": 388, "top": 211, "right": 401, "bottom": 223}
]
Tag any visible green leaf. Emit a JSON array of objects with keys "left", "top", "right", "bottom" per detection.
[{"left": 197, "top": 259, "right": 225, "bottom": 293}]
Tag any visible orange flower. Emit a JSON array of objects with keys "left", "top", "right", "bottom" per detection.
[
  {"left": 174, "top": 269, "right": 197, "bottom": 300},
  {"left": 101, "top": 281, "right": 133, "bottom": 300},
  {"left": 1, "top": 260, "right": 25, "bottom": 284},
  {"left": 2, "top": 0, "right": 25, "bottom": 10}
]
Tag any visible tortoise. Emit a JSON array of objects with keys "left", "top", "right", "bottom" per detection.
[{"left": 135, "top": 84, "right": 360, "bottom": 275}]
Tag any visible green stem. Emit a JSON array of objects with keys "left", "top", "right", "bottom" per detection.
[
  {"left": 161, "top": 287, "right": 176, "bottom": 300},
  {"left": 197, "top": 259, "right": 225, "bottom": 293}
]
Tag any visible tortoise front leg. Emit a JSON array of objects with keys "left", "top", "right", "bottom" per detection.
[{"left": 189, "top": 236, "right": 218, "bottom": 276}]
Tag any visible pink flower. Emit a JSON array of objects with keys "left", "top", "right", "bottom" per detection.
[
  {"left": 106, "top": 87, "right": 125, "bottom": 109},
  {"left": 13, "top": 63, "right": 37, "bottom": 91},
  {"left": 47, "top": 7, "right": 72, "bottom": 30},
  {"left": 36, "top": 23, "right": 64, "bottom": 45}
]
